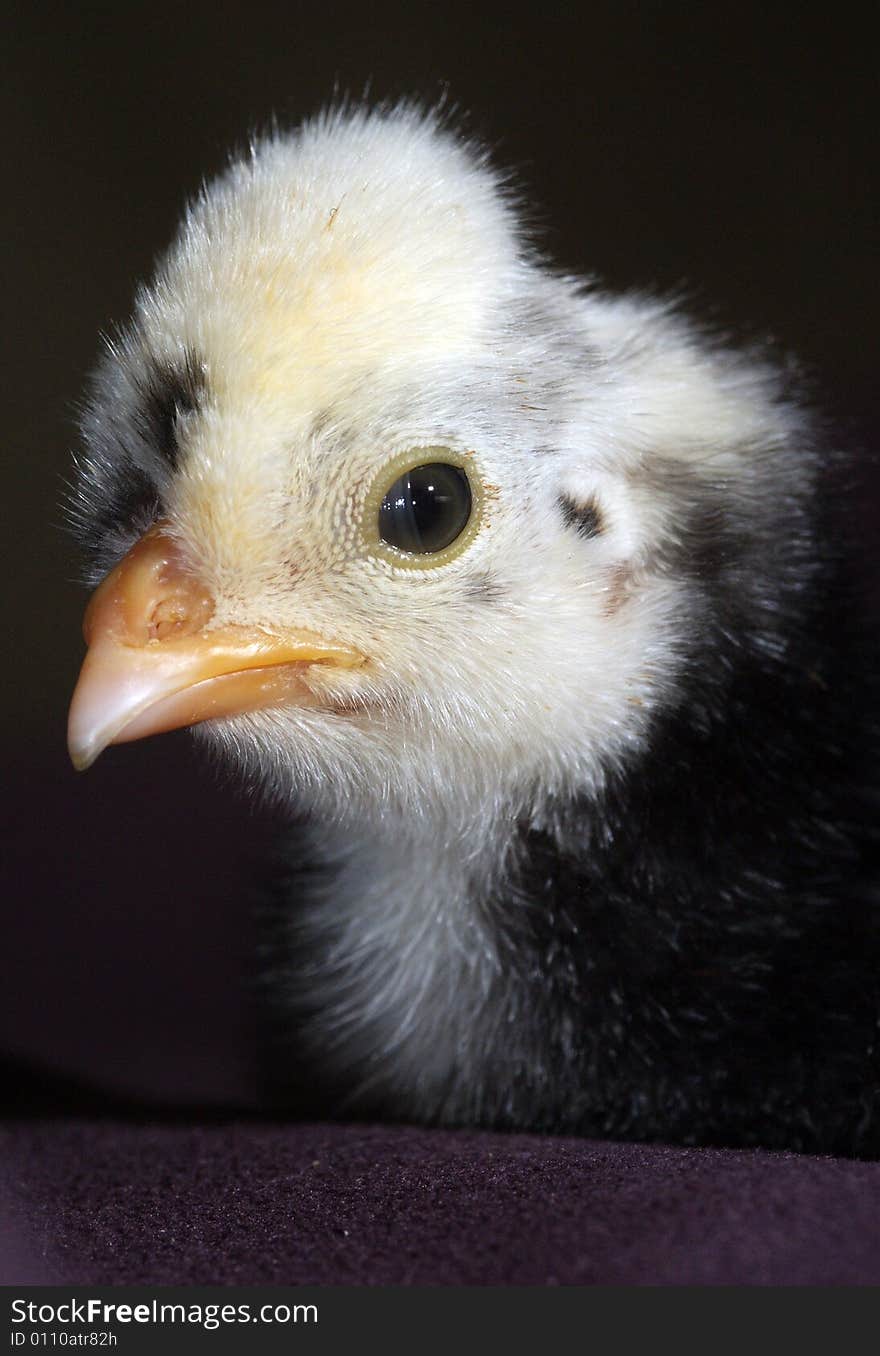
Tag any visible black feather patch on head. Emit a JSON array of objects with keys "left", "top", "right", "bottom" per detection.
[
  {"left": 133, "top": 350, "right": 206, "bottom": 471},
  {"left": 559, "top": 494, "right": 603, "bottom": 539},
  {"left": 87, "top": 460, "right": 160, "bottom": 547},
  {"left": 68, "top": 453, "right": 161, "bottom": 585},
  {"left": 71, "top": 346, "right": 206, "bottom": 581}
]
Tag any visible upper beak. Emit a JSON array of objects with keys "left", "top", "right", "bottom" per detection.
[{"left": 67, "top": 523, "right": 365, "bottom": 770}]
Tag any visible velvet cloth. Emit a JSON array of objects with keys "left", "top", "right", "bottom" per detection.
[{"left": 3, "top": 1115, "right": 880, "bottom": 1285}]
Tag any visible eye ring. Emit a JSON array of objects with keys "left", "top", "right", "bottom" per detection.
[{"left": 362, "top": 448, "right": 484, "bottom": 569}]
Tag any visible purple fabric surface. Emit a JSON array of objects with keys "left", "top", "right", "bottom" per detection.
[{"left": 3, "top": 1118, "right": 879, "bottom": 1286}]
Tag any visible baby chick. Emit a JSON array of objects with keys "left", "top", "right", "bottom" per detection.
[{"left": 68, "top": 104, "right": 879, "bottom": 1154}]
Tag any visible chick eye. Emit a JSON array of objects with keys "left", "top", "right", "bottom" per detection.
[{"left": 378, "top": 463, "right": 473, "bottom": 554}]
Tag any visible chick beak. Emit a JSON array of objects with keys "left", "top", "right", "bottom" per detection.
[{"left": 67, "top": 523, "right": 365, "bottom": 771}]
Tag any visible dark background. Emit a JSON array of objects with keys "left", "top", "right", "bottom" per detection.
[{"left": 2, "top": 1, "right": 876, "bottom": 1110}]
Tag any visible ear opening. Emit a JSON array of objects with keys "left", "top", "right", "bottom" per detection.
[
  {"left": 558, "top": 494, "right": 604, "bottom": 540},
  {"left": 556, "top": 465, "right": 653, "bottom": 561}
]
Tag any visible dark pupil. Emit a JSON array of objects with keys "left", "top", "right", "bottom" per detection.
[{"left": 379, "top": 463, "right": 472, "bottom": 554}]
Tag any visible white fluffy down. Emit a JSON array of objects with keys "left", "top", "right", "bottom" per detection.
[{"left": 91, "top": 105, "right": 814, "bottom": 1105}]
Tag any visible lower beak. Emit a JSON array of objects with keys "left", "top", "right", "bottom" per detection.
[{"left": 67, "top": 524, "right": 365, "bottom": 771}]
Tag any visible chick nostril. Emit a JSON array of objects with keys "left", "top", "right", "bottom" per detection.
[
  {"left": 81, "top": 524, "right": 219, "bottom": 650},
  {"left": 147, "top": 588, "right": 214, "bottom": 642},
  {"left": 148, "top": 599, "right": 189, "bottom": 641}
]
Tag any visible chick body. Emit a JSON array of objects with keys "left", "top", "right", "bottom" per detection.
[{"left": 70, "top": 105, "right": 879, "bottom": 1153}]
